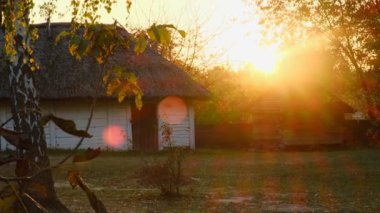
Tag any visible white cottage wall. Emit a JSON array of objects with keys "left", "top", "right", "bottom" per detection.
[
  {"left": 45, "top": 100, "right": 132, "bottom": 150},
  {"left": 158, "top": 101, "right": 195, "bottom": 150},
  {"left": 0, "top": 100, "right": 133, "bottom": 151},
  {"left": 1, "top": 98, "right": 198, "bottom": 151},
  {"left": 0, "top": 102, "right": 15, "bottom": 151}
]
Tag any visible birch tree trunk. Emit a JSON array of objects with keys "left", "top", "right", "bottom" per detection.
[{"left": 6, "top": 1, "right": 69, "bottom": 212}]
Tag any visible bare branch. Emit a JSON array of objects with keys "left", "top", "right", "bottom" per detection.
[
  {"left": 5, "top": 180, "right": 29, "bottom": 213},
  {"left": 23, "top": 193, "right": 48, "bottom": 213}
]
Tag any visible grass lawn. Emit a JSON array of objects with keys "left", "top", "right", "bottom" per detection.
[{"left": 2, "top": 148, "right": 380, "bottom": 212}]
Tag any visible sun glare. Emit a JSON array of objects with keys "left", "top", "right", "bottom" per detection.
[{"left": 251, "top": 47, "right": 279, "bottom": 74}]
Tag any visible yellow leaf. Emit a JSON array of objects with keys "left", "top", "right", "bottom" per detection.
[
  {"left": 0, "top": 185, "right": 18, "bottom": 212},
  {"left": 67, "top": 170, "right": 79, "bottom": 189}
]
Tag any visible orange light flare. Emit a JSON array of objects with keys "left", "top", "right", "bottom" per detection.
[
  {"left": 261, "top": 152, "right": 280, "bottom": 201},
  {"left": 287, "top": 152, "right": 309, "bottom": 207},
  {"left": 158, "top": 96, "right": 188, "bottom": 125},
  {"left": 232, "top": 152, "right": 253, "bottom": 197},
  {"left": 310, "top": 152, "right": 336, "bottom": 210},
  {"left": 102, "top": 125, "right": 127, "bottom": 148},
  {"left": 204, "top": 156, "right": 229, "bottom": 210}
]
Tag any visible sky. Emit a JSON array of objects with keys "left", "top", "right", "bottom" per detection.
[{"left": 32, "top": 0, "right": 278, "bottom": 71}]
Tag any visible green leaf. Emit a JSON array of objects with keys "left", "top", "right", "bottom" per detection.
[
  {"left": 40, "top": 114, "right": 92, "bottom": 138},
  {"left": 147, "top": 24, "right": 160, "bottom": 42},
  {"left": 134, "top": 36, "right": 148, "bottom": 54},
  {"left": 177, "top": 30, "right": 186, "bottom": 38},
  {"left": 147, "top": 24, "right": 186, "bottom": 45},
  {"left": 73, "top": 147, "right": 101, "bottom": 163},
  {"left": 77, "top": 39, "right": 90, "bottom": 57},
  {"left": 157, "top": 26, "right": 171, "bottom": 44},
  {"left": 55, "top": 31, "right": 71, "bottom": 44}
]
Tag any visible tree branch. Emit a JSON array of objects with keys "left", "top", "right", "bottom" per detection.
[
  {"left": 23, "top": 193, "right": 48, "bottom": 213},
  {"left": 5, "top": 180, "right": 29, "bottom": 213}
]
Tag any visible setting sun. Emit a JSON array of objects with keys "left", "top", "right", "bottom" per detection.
[{"left": 250, "top": 47, "right": 279, "bottom": 74}]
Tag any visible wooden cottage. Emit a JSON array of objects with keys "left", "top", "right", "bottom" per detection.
[
  {"left": 251, "top": 88, "right": 354, "bottom": 148},
  {"left": 251, "top": 43, "right": 355, "bottom": 148},
  {"left": 0, "top": 23, "right": 209, "bottom": 151}
]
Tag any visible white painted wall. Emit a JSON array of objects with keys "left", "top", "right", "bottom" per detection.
[
  {"left": 1, "top": 98, "right": 196, "bottom": 151},
  {"left": 0, "top": 102, "right": 15, "bottom": 151},
  {"left": 0, "top": 100, "right": 133, "bottom": 151},
  {"left": 157, "top": 100, "right": 195, "bottom": 150},
  {"left": 45, "top": 100, "right": 132, "bottom": 150}
]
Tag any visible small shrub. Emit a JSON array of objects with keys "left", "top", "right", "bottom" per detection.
[
  {"left": 135, "top": 122, "right": 192, "bottom": 196},
  {"left": 136, "top": 147, "right": 192, "bottom": 196}
]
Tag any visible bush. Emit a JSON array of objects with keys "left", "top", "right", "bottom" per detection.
[
  {"left": 135, "top": 122, "right": 192, "bottom": 196},
  {"left": 136, "top": 147, "right": 192, "bottom": 196}
]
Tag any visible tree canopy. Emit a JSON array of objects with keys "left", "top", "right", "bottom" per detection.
[{"left": 253, "top": 0, "right": 380, "bottom": 119}]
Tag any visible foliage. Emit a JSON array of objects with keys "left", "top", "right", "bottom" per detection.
[
  {"left": 72, "top": 148, "right": 102, "bottom": 163},
  {"left": 195, "top": 65, "right": 267, "bottom": 124},
  {"left": 40, "top": 114, "right": 92, "bottom": 138},
  {"left": 56, "top": 1, "right": 185, "bottom": 109},
  {"left": 253, "top": 0, "right": 380, "bottom": 119},
  {"left": 39, "top": 0, "right": 60, "bottom": 22}
]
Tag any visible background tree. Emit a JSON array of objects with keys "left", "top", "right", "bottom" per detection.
[
  {"left": 195, "top": 65, "right": 268, "bottom": 124},
  {"left": 251, "top": 0, "right": 380, "bottom": 120}
]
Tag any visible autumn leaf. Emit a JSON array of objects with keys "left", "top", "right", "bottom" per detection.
[
  {"left": 72, "top": 147, "right": 101, "bottom": 163},
  {"left": 40, "top": 114, "right": 92, "bottom": 138},
  {"left": 67, "top": 170, "right": 107, "bottom": 212},
  {"left": 67, "top": 170, "right": 80, "bottom": 189},
  {"left": 0, "top": 185, "right": 18, "bottom": 213},
  {"left": 0, "top": 127, "right": 32, "bottom": 150}
]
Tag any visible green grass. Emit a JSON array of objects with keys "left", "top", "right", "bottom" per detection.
[{"left": 3, "top": 149, "right": 380, "bottom": 212}]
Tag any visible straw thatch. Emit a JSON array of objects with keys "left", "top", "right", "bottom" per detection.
[{"left": 0, "top": 23, "right": 209, "bottom": 100}]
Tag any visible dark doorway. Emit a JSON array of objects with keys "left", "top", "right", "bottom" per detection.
[{"left": 131, "top": 103, "right": 158, "bottom": 151}]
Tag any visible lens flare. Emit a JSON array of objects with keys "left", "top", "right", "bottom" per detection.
[
  {"left": 158, "top": 96, "right": 188, "bottom": 125},
  {"left": 102, "top": 125, "right": 127, "bottom": 148}
]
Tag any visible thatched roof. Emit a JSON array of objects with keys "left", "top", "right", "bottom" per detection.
[{"left": 0, "top": 23, "right": 209, "bottom": 100}]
